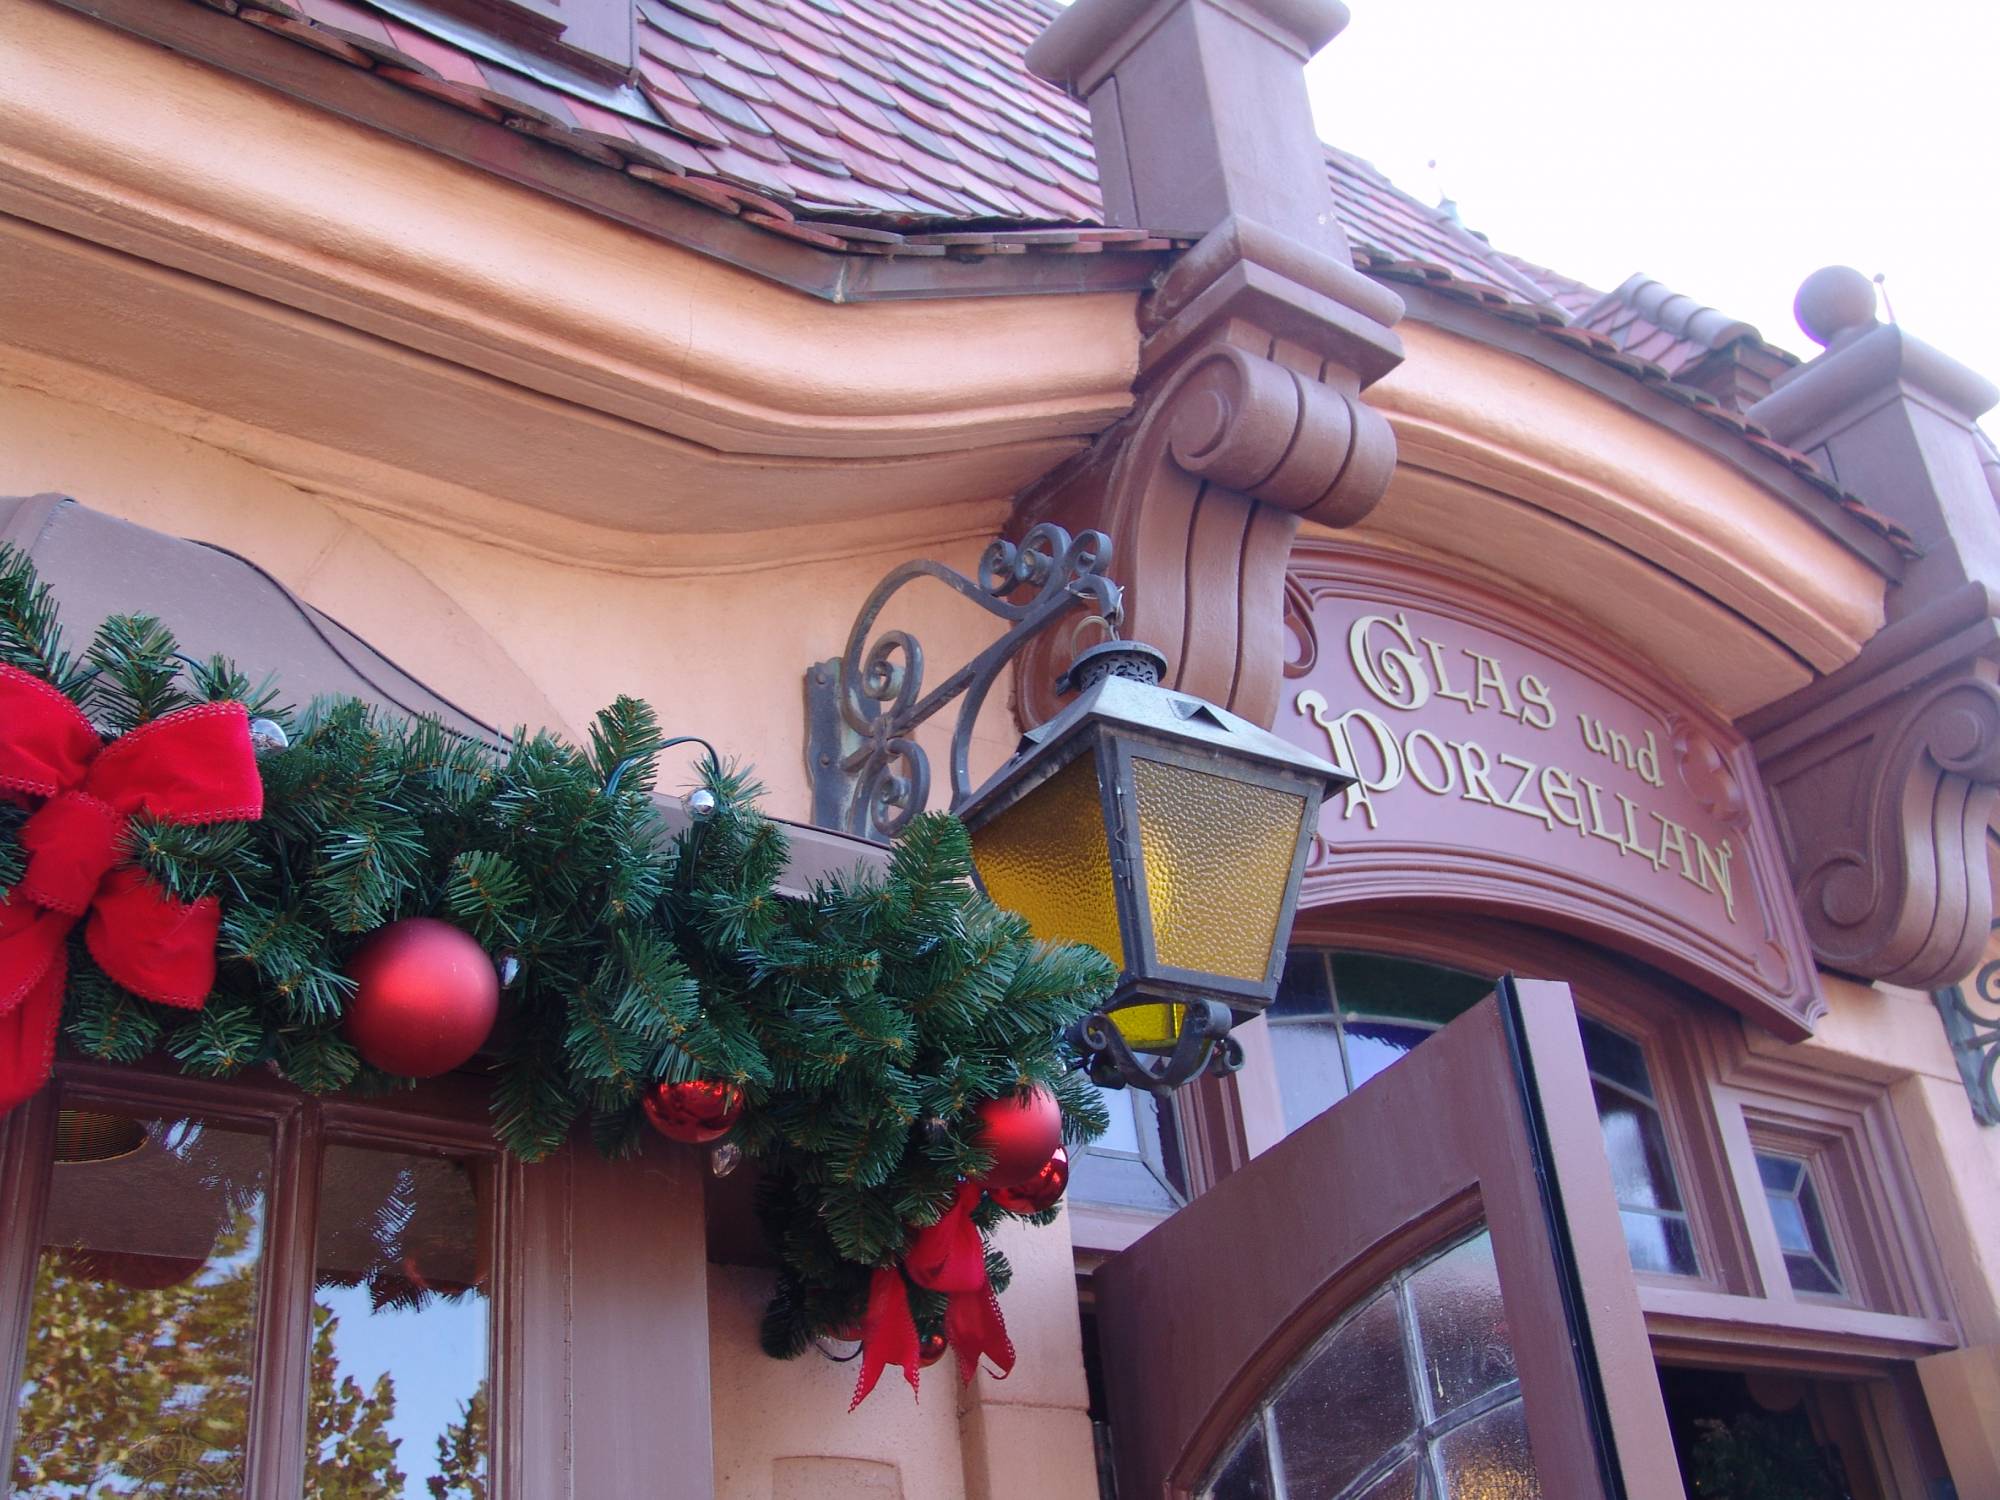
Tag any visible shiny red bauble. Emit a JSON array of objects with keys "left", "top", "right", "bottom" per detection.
[
  {"left": 972, "top": 1085, "right": 1064, "bottom": 1188},
  {"left": 641, "top": 1078, "right": 745, "bottom": 1144},
  {"left": 918, "top": 1331, "right": 950, "bottom": 1368},
  {"left": 988, "top": 1146, "right": 1069, "bottom": 1214},
  {"left": 341, "top": 917, "right": 499, "bottom": 1078}
]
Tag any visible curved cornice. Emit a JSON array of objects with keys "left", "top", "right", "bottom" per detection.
[
  {"left": 1354, "top": 324, "right": 1890, "bottom": 718},
  {"left": 0, "top": 0, "right": 1141, "bottom": 468}
]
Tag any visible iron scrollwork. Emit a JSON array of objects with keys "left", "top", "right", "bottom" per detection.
[
  {"left": 806, "top": 525, "right": 1121, "bottom": 840},
  {"left": 1934, "top": 918, "right": 2000, "bottom": 1126}
]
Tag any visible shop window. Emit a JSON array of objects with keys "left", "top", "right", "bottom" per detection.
[
  {"left": 1751, "top": 1152, "right": 1844, "bottom": 1298},
  {"left": 1069, "top": 1079, "right": 1187, "bottom": 1213},
  {"left": 5, "top": 1092, "right": 493, "bottom": 1497},
  {"left": 1578, "top": 1017, "right": 1698, "bottom": 1278},
  {"left": 1267, "top": 950, "right": 1698, "bottom": 1279},
  {"left": 1203, "top": 1228, "right": 1538, "bottom": 1500}
]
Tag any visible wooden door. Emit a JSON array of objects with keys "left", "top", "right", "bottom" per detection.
[{"left": 1093, "top": 978, "right": 1683, "bottom": 1499}]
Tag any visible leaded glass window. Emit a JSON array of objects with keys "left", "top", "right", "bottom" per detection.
[
  {"left": 1203, "top": 1228, "right": 1538, "bottom": 1500},
  {"left": 1754, "top": 1152, "right": 1845, "bottom": 1297}
]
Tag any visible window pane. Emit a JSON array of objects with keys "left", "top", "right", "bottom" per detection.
[
  {"left": 11, "top": 1108, "right": 270, "bottom": 1498},
  {"left": 1619, "top": 1209, "right": 1698, "bottom": 1276},
  {"left": 1754, "top": 1151, "right": 1845, "bottom": 1298},
  {"left": 1329, "top": 955, "right": 1490, "bottom": 1028},
  {"left": 1270, "top": 1291, "right": 1416, "bottom": 1498},
  {"left": 309, "top": 1144, "right": 490, "bottom": 1499},
  {"left": 1355, "top": 1456, "right": 1423, "bottom": 1500},
  {"left": 1577, "top": 1016, "right": 1654, "bottom": 1100},
  {"left": 1435, "top": 1398, "right": 1540, "bottom": 1499},
  {"left": 1271, "top": 1018, "right": 1349, "bottom": 1130},
  {"left": 1410, "top": 1231, "right": 1516, "bottom": 1414},
  {"left": 1590, "top": 1085, "right": 1684, "bottom": 1213},
  {"left": 1273, "top": 949, "right": 1335, "bottom": 1017},
  {"left": 1206, "top": 1420, "right": 1274, "bottom": 1500},
  {"left": 1343, "top": 1021, "right": 1434, "bottom": 1093}
]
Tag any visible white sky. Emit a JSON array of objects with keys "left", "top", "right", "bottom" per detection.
[{"left": 1303, "top": 0, "right": 2000, "bottom": 403}]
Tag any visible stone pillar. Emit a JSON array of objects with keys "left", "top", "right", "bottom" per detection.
[{"left": 1018, "top": 0, "right": 1404, "bottom": 732}]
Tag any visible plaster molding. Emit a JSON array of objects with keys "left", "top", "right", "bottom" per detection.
[
  {"left": 0, "top": 341, "right": 1013, "bottom": 579},
  {"left": 0, "top": 0, "right": 1141, "bottom": 464},
  {"left": 1750, "top": 585, "right": 2000, "bottom": 991}
]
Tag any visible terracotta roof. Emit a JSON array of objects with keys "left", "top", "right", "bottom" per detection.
[{"left": 187, "top": 0, "right": 1915, "bottom": 559}]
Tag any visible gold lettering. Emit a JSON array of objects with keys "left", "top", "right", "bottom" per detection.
[
  {"left": 1519, "top": 674, "right": 1557, "bottom": 731},
  {"left": 1616, "top": 793, "right": 1658, "bottom": 866},
  {"left": 1497, "top": 754, "right": 1554, "bottom": 827},
  {"left": 1471, "top": 653, "right": 1521, "bottom": 719},
  {"left": 1635, "top": 729, "right": 1664, "bottom": 788},
  {"left": 1405, "top": 729, "right": 1459, "bottom": 795},
  {"left": 1452, "top": 739, "right": 1502, "bottom": 806},
  {"left": 1653, "top": 814, "right": 1696, "bottom": 881},
  {"left": 1697, "top": 837, "right": 1738, "bottom": 922},
  {"left": 1347, "top": 614, "right": 1431, "bottom": 711},
  {"left": 1423, "top": 638, "right": 1477, "bottom": 712},
  {"left": 1579, "top": 777, "right": 1624, "bottom": 852},
  {"left": 1540, "top": 765, "right": 1586, "bottom": 834}
]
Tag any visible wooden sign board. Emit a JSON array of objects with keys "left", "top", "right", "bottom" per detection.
[{"left": 1279, "top": 544, "right": 1823, "bottom": 1037}]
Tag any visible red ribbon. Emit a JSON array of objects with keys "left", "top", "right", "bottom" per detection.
[
  {"left": 0, "top": 665, "right": 263, "bottom": 1114},
  {"left": 850, "top": 1182, "right": 1015, "bottom": 1410}
]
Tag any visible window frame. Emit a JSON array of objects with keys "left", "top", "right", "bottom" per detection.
[
  {"left": 0, "top": 1059, "right": 509, "bottom": 1495},
  {"left": 1237, "top": 911, "right": 1962, "bottom": 1373}
]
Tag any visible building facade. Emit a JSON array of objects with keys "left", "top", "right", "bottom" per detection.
[{"left": 2, "top": 0, "right": 1998, "bottom": 1495}]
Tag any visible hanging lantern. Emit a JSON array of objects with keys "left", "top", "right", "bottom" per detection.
[{"left": 958, "top": 642, "right": 1346, "bottom": 1093}]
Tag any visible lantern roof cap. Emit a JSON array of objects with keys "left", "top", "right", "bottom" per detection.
[{"left": 959, "top": 674, "right": 1348, "bottom": 822}]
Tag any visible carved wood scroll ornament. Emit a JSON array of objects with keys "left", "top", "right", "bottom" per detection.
[
  {"left": 1016, "top": 338, "right": 1398, "bottom": 731},
  {"left": 1750, "top": 583, "right": 2000, "bottom": 992}
]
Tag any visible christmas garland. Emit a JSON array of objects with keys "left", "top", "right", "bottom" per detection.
[{"left": 0, "top": 545, "right": 1112, "bottom": 1403}]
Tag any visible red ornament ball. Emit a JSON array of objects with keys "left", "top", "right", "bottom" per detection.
[
  {"left": 972, "top": 1085, "right": 1064, "bottom": 1188},
  {"left": 989, "top": 1146, "right": 1069, "bottom": 1214},
  {"left": 642, "top": 1078, "right": 745, "bottom": 1144},
  {"left": 918, "top": 1331, "right": 950, "bottom": 1368},
  {"left": 341, "top": 917, "right": 499, "bottom": 1078}
]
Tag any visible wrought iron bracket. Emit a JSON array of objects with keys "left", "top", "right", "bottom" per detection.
[
  {"left": 806, "top": 524, "right": 1122, "bottom": 840},
  {"left": 1068, "top": 999, "right": 1243, "bottom": 1096},
  {"left": 1934, "top": 920, "right": 2000, "bottom": 1126}
]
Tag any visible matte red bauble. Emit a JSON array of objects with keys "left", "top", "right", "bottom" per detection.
[
  {"left": 972, "top": 1086, "right": 1063, "bottom": 1188},
  {"left": 918, "top": 1331, "right": 950, "bottom": 1368},
  {"left": 341, "top": 917, "right": 499, "bottom": 1078},
  {"left": 642, "top": 1078, "right": 745, "bottom": 1144},
  {"left": 989, "top": 1146, "right": 1069, "bottom": 1214}
]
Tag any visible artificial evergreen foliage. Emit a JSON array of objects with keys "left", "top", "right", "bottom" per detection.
[{"left": 0, "top": 546, "right": 1113, "bottom": 1351}]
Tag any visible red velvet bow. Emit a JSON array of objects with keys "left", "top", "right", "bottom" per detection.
[
  {"left": 0, "top": 665, "right": 263, "bottom": 1114},
  {"left": 850, "top": 1182, "right": 1015, "bottom": 1410}
]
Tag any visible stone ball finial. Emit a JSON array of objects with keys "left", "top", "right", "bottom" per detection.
[{"left": 1795, "top": 265, "right": 1879, "bottom": 348}]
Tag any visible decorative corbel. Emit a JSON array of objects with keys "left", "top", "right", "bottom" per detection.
[
  {"left": 1019, "top": 0, "right": 1406, "bottom": 729},
  {"left": 1749, "top": 583, "right": 2000, "bottom": 989}
]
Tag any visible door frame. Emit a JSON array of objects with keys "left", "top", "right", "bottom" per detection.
[{"left": 1092, "top": 977, "right": 1683, "bottom": 1498}]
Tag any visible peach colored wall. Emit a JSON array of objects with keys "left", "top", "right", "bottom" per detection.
[{"left": 0, "top": 372, "right": 1024, "bottom": 826}]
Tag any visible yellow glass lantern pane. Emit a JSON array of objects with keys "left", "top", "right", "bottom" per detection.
[
  {"left": 970, "top": 752, "right": 1124, "bottom": 966},
  {"left": 1131, "top": 757, "right": 1307, "bottom": 983}
]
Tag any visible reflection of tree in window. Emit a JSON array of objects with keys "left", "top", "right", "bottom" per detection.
[
  {"left": 9, "top": 1113, "right": 491, "bottom": 1499},
  {"left": 1267, "top": 951, "right": 1700, "bottom": 1276}
]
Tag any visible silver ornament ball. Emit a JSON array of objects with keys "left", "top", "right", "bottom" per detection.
[
  {"left": 497, "top": 953, "right": 522, "bottom": 988},
  {"left": 248, "top": 718, "right": 290, "bottom": 752},
  {"left": 709, "top": 1141, "right": 743, "bottom": 1177},
  {"left": 684, "top": 787, "right": 719, "bottom": 821}
]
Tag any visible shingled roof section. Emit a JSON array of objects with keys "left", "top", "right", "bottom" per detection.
[{"left": 201, "top": 0, "right": 1915, "bottom": 559}]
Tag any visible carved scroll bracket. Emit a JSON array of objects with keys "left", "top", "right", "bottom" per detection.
[
  {"left": 1012, "top": 218, "right": 1405, "bottom": 731},
  {"left": 1749, "top": 582, "right": 2000, "bottom": 990}
]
